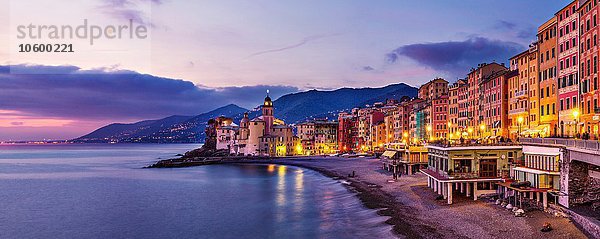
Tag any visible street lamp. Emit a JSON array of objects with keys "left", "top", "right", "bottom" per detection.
[
  {"left": 467, "top": 127, "right": 473, "bottom": 139},
  {"left": 426, "top": 125, "right": 432, "bottom": 142},
  {"left": 517, "top": 116, "right": 524, "bottom": 137},
  {"left": 479, "top": 124, "right": 486, "bottom": 139},
  {"left": 447, "top": 121, "right": 452, "bottom": 140},
  {"left": 573, "top": 109, "right": 580, "bottom": 138}
]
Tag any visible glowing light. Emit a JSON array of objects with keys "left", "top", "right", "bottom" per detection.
[
  {"left": 517, "top": 116, "right": 524, "bottom": 124},
  {"left": 426, "top": 125, "right": 432, "bottom": 132},
  {"left": 267, "top": 164, "right": 275, "bottom": 173},
  {"left": 403, "top": 132, "right": 408, "bottom": 138},
  {"left": 295, "top": 144, "right": 303, "bottom": 155},
  {"left": 573, "top": 109, "right": 580, "bottom": 119},
  {"left": 447, "top": 121, "right": 452, "bottom": 127},
  {"left": 479, "top": 124, "right": 486, "bottom": 131},
  {"left": 276, "top": 145, "right": 287, "bottom": 156},
  {"left": 467, "top": 127, "right": 473, "bottom": 133}
]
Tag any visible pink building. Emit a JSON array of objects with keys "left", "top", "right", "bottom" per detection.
[{"left": 556, "top": 1, "right": 580, "bottom": 137}]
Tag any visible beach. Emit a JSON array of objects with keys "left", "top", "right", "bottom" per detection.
[{"left": 230, "top": 156, "right": 589, "bottom": 239}]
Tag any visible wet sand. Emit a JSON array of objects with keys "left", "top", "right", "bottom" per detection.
[{"left": 230, "top": 157, "right": 589, "bottom": 239}]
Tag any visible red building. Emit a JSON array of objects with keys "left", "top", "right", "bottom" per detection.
[{"left": 338, "top": 112, "right": 358, "bottom": 152}]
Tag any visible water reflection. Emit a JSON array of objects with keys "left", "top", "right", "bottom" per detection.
[
  {"left": 267, "top": 164, "right": 275, "bottom": 173},
  {"left": 293, "top": 169, "right": 305, "bottom": 229},
  {"left": 276, "top": 165, "right": 287, "bottom": 223}
]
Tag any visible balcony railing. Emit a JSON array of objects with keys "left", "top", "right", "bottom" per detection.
[
  {"left": 427, "top": 166, "right": 506, "bottom": 179},
  {"left": 428, "top": 141, "right": 519, "bottom": 148},
  {"left": 514, "top": 90, "right": 527, "bottom": 98},
  {"left": 519, "top": 138, "right": 600, "bottom": 151}
]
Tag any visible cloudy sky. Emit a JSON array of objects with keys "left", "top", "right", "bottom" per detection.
[{"left": 0, "top": 0, "right": 569, "bottom": 140}]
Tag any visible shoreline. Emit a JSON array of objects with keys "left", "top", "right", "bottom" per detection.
[
  {"left": 190, "top": 157, "right": 588, "bottom": 239},
  {"left": 219, "top": 158, "right": 452, "bottom": 239}
]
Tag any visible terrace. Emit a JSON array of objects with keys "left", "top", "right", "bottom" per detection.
[{"left": 520, "top": 137, "right": 600, "bottom": 151}]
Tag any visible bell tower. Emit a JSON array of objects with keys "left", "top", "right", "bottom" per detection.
[{"left": 263, "top": 90, "right": 274, "bottom": 135}]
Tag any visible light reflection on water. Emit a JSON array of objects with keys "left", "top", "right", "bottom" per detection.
[{"left": 0, "top": 144, "right": 395, "bottom": 239}]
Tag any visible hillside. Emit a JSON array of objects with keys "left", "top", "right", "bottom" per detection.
[
  {"left": 74, "top": 104, "right": 247, "bottom": 143},
  {"left": 75, "top": 83, "right": 417, "bottom": 143}
]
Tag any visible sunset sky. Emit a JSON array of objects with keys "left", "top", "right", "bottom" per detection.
[{"left": 0, "top": 0, "right": 569, "bottom": 140}]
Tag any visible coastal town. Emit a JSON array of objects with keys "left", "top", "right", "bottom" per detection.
[{"left": 193, "top": 1, "right": 600, "bottom": 237}]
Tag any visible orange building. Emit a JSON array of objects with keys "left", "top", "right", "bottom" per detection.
[
  {"left": 537, "top": 17, "right": 559, "bottom": 137},
  {"left": 509, "top": 50, "right": 533, "bottom": 138}
]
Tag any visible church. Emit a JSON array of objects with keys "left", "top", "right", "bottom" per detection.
[{"left": 225, "top": 92, "right": 298, "bottom": 157}]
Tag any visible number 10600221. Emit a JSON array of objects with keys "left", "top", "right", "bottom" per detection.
[{"left": 18, "top": 44, "right": 74, "bottom": 53}]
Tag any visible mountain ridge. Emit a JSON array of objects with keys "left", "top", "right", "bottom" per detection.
[{"left": 74, "top": 83, "right": 417, "bottom": 143}]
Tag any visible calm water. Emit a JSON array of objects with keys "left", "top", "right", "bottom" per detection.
[{"left": 0, "top": 144, "right": 394, "bottom": 239}]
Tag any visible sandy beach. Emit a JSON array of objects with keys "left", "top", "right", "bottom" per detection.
[{"left": 230, "top": 156, "right": 589, "bottom": 239}]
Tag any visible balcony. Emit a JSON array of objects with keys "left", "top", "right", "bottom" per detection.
[
  {"left": 514, "top": 90, "right": 527, "bottom": 98},
  {"left": 426, "top": 166, "right": 504, "bottom": 180},
  {"left": 509, "top": 108, "right": 526, "bottom": 115}
]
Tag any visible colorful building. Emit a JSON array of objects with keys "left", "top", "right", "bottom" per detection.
[
  {"left": 479, "top": 70, "right": 513, "bottom": 138},
  {"left": 422, "top": 144, "right": 523, "bottom": 204},
  {"left": 537, "top": 16, "right": 559, "bottom": 137},
  {"left": 579, "top": 0, "right": 600, "bottom": 138},
  {"left": 509, "top": 50, "right": 535, "bottom": 138},
  {"left": 557, "top": 1, "right": 581, "bottom": 138}
]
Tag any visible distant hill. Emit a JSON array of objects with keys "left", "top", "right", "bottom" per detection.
[
  {"left": 268, "top": 83, "right": 417, "bottom": 123},
  {"left": 75, "top": 83, "right": 417, "bottom": 143},
  {"left": 73, "top": 104, "right": 247, "bottom": 143}
]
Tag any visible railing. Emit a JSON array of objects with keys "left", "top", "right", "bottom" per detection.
[
  {"left": 428, "top": 141, "right": 520, "bottom": 148},
  {"left": 519, "top": 138, "right": 600, "bottom": 151},
  {"left": 427, "top": 166, "right": 504, "bottom": 179},
  {"left": 514, "top": 90, "right": 527, "bottom": 98}
]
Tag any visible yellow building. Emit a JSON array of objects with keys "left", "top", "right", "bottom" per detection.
[{"left": 537, "top": 17, "right": 559, "bottom": 137}]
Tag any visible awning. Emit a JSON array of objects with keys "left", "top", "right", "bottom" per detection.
[
  {"left": 382, "top": 150, "right": 397, "bottom": 158},
  {"left": 513, "top": 167, "right": 560, "bottom": 175}
]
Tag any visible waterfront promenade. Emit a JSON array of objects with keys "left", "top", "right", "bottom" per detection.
[{"left": 246, "top": 157, "right": 588, "bottom": 239}]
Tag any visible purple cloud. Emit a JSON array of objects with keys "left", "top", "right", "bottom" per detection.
[
  {"left": 386, "top": 37, "right": 524, "bottom": 78},
  {"left": 0, "top": 65, "right": 299, "bottom": 121},
  {"left": 97, "top": 0, "right": 163, "bottom": 27}
]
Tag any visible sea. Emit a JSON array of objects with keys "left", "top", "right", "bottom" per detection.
[{"left": 0, "top": 144, "right": 395, "bottom": 239}]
